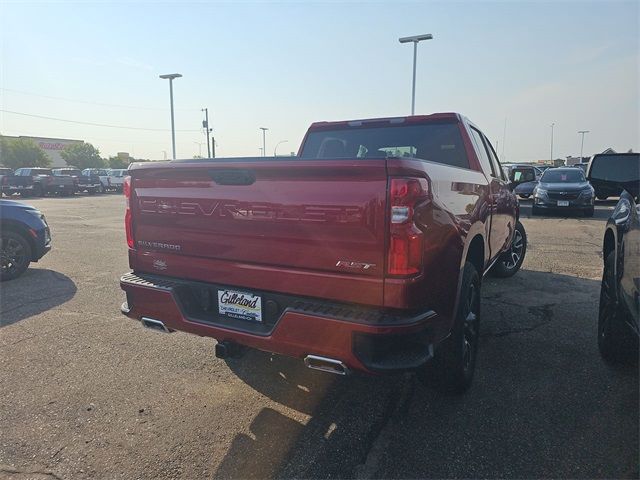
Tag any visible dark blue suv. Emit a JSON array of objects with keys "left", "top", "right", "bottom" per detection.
[{"left": 0, "top": 200, "right": 51, "bottom": 281}]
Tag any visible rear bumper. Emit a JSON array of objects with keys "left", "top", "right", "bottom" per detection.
[{"left": 120, "top": 272, "right": 449, "bottom": 374}]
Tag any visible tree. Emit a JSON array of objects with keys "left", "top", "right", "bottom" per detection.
[
  {"left": 0, "top": 137, "right": 51, "bottom": 169},
  {"left": 107, "top": 155, "right": 129, "bottom": 169},
  {"left": 61, "top": 143, "right": 105, "bottom": 169}
]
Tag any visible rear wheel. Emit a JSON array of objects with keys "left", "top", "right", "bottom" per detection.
[
  {"left": 598, "top": 252, "right": 637, "bottom": 364},
  {"left": 0, "top": 231, "right": 32, "bottom": 281},
  {"left": 33, "top": 183, "right": 43, "bottom": 197},
  {"left": 419, "top": 261, "right": 481, "bottom": 394},
  {"left": 491, "top": 221, "right": 527, "bottom": 278}
]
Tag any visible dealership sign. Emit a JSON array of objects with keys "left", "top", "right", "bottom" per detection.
[{"left": 38, "top": 142, "right": 68, "bottom": 151}]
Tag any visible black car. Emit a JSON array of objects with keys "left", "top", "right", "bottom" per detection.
[
  {"left": 510, "top": 165, "right": 543, "bottom": 199},
  {"left": 587, "top": 152, "right": 640, "bottom": 200},
  {"left": 598, "top": 191, "right": 639, "bottom": 363},
  {"left": 532, "top": 167, "right": 595, "bottom": 217},
  {"left": 0, "top": 200, "right": 51, "bottom": 281}
]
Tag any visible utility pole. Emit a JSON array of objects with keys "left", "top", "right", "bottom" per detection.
[
  {"left": 211, "top": 136, "right": 216, "bottom": 158},
  {"left": 578, "top": 130, "right": 589, "bottom": 163},
  {"left": 550, "top": 122, "right": 555, "bottom": 164},
  {"left": 259, "top": 127, "right": 268, "bottom": 157},
  {"left": 202, "top": 108, "right": 212, "bottom": 158}
]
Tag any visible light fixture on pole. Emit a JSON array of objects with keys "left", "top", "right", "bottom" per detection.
[
  {"left": 578, "top": 130, "right": 589, "bottom": 163},
  {"left": 274, "top": 140, "right": 288, "bottom": 156},
  {"left": 399, "top": 33, "right": 433, "bottom": 115},
  {"left": 259, "top": 127, "right": 269, "bottom": 157},
  {"left": 550, "top": 122, "right": 555, "bottom": 163},
  {"left": 159, "top": 73, "right": 182, "bottom": 159}
]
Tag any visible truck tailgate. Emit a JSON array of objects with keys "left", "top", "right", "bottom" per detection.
[{"left": 129, "top": 159, "right": 388, "bottom": 305}]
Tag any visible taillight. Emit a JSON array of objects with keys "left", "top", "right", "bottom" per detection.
[
  {"left": 387, "top": 177, "right": 429, "bottom": 276},
  {"left": 123, "top": 176, "right": 134, "bottom": 249}
]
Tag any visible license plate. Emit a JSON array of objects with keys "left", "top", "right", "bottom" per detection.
[
  {"left": 217, "top": 289, "right": 262, "bottom": 322},
  {"left": 557, "top": 200, "right": 569, "bottom": 207}
]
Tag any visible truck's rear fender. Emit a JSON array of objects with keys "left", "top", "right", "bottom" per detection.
[{"left": 386, "top": 158, "right": 490, "bottom": 322}]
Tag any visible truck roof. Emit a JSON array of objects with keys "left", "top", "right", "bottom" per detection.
[{"left": 307, "top": 113, "right": 463, "bottom": 131}]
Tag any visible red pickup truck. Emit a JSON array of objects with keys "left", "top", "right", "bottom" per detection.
[{"left": 120, "top": 113, "right": 526, "bottom": 393}]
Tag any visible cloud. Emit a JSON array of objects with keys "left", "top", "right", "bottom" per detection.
[{"left": 115, "top": 56, "right": 154, "bottom": 71}]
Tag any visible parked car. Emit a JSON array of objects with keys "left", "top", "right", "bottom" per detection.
[
  {"left": 13, "top": 167, "right": 75, "bottom": 197},
  {"left": 120, "top": 112, "right": 527, "bottom": 394},
  {"left": 532, "top": 167, "right": 595, "bottom": 217},
  {"left": 573, "top": 163, "right": 588, "bottom": 174},
  {"left": 0, "top": 200, "right": 51, "bottom": 281},
  {"left": 0, "top": 168, "right": 33, "bottom": 196},
  {"left": 106, "top": 169, "right": 128, "bottom": 192},
  {"left": 52, "top": 168, "right": 102, "bottom": 194},
  {"left": 598, "top": 191, "right": 639, "bottom": 363},
  {"left": 587, "top": 152, "right": 640, "bottom": 200},
  {"left": 510, "top": 165, "right": 544, "bottom": 199},
  {"left": 82, "top": 168, "right": 112, "bottom": 192}
]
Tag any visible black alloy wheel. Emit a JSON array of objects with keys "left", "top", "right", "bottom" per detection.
[
  {"left": 0, "top": 231, "right": 32, "bottom": 281},
  {"left": 492, "top": 221, "right": 527, "bottom": 278}
]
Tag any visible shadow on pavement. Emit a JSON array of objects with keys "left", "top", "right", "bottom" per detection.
[
  {"left": 215, "top": 269, "right": 638, "bottom": 479},
  {"left": 0, "top": 268, "right": 77, "bottom": 327}
]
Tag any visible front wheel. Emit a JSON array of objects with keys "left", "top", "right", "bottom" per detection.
[
  {"left": 418, "top": 261, "right": 481, "bottom": 394},
  {"left": 491, "top": 221, "right": 527, "bottom": 278},
  {"left": 0, "top": 231, "right": 32, "bottom": 281}
]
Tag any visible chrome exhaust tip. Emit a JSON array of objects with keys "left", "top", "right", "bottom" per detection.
[
  {"left": 141, "top": 317, "right": 171, "bottom": 333},
  {"left": 304, "top": 355, "right": 349, "bottom": 375}
]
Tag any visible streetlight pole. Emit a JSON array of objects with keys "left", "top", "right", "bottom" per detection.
[
  {"left": 159, "top": 73, "right": 182, "bottom": 159},
  {"left": 274, "top": 140, "right": 288, "bottom": 156},
  {"left": 399, "top": 33, "right": 433, "bottom": 115},
  {"left": 550, "top": 122, "right": 555, "bottom": 164},
  {"left": 202, "top": 108, "right": 212, "bottom": 158},
  {"left": 578, "top": 130, "right": 589, "bottom": 163},
  {"left": 259, "top": 127, "right": 268, "bottom": 157}
]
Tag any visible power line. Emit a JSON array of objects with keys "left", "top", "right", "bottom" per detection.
[
  {"left": 0, "top": 109, "right": 200, "bottom": 132},
  {"left": 0, "top": 87, "right": 199, "bottom": 111}
]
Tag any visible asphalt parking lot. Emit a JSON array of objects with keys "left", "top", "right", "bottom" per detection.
[{"left": 1, "top": 195, "right": 637, "bottom": 479}]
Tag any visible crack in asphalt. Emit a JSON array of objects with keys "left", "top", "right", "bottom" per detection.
[
  {"left": 353, "top": 374, "right": 415, "bottom": 479},
  {"left": 0, "top": 465, "right": 64, "bottom": 480}
]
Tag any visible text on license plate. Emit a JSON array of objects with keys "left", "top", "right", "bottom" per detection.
[
  {"left": 557, "top": 200, "right": 569, "bottom": 207},
  {"left": 218, "top": 289, "right": 262, "bottom": 322}
]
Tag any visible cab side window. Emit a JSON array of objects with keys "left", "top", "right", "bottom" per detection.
[
  {"left": 469, "top": 127, "right": 495, "bottom": 177},
  {"left": 482, "top": 134, "right": 507, "bottom": 182}
]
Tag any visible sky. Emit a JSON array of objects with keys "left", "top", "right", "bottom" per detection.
[{"left": 0, "top": 0, "right": 638, "bottom": 162}]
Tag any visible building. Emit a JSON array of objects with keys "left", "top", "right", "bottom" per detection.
[{"left": 1, "top": 135, "right": 84, "bottom": 167}]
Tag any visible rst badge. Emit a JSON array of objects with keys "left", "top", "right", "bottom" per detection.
[{"left": 335, "top": 260, "right": 376, "bottom": 270}]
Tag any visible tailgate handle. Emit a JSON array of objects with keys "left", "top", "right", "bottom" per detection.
[{"left": 208, "top": 170, "right": 256, "bottom": 185}]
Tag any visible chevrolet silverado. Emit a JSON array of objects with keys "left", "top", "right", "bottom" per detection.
[{"left": 120, "top": 113, "right": 527, "bottom": 393}]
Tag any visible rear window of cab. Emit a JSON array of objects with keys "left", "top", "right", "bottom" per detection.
[{"left": 300, "top": 123, "right": 470, "bottom": 169}]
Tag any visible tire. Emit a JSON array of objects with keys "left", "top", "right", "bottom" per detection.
[
  {"left": 531, "top": 205, "right": 539, "bottom": 216},
  {"left": 583, "top": 207, "right": 594, "bottom": 217},
  {"left": 32, "top": 183, "right": 43, "bottom": 197},
  {"left": 418, "top": 261, "right": 481, "bottom": 394},
  {"left": 0, "top": 230, "right": 32, "bottom": 281},
  {"left": 88, "top": 187, "right": 96, "bottom": 195},
  {"left": 519, "top": 194, "right": 530, "bottom": 199},
  {"left": 598, "top": 252, "right": 638, "bottom": 364},
  {"left": 98, "top": 183, "right": 105, "bottom": 194},
  {"left": 491, "top": 221, "right": 527, "bottom": 278}
]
